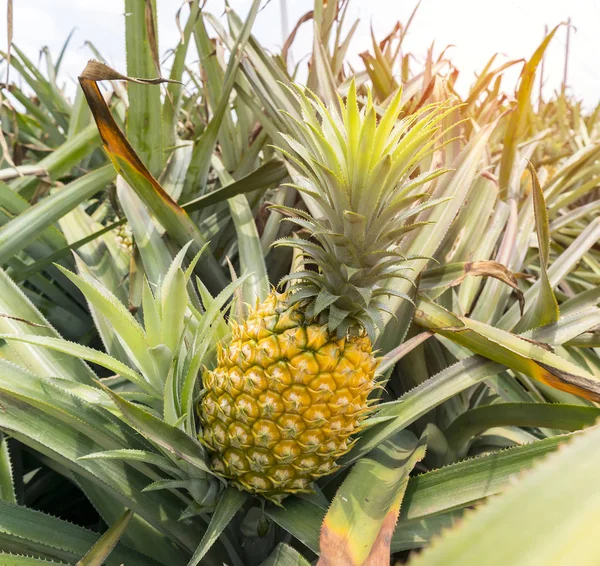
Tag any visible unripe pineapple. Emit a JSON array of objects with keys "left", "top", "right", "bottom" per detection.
[
  {"left": 114, "top": 222, "right": 134, "bottom": 254},
  {"left": 199, "top": 82, "right": 451, "bottom": 500},
  {"left": 200, "top": 292, "right": 377, "bottom": 499}
]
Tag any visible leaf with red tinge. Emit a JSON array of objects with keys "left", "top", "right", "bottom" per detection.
[
  {"left": 415, "top": 299, "right": 600, "bottom": 403},
  {"left": 318, "top": 430, "right": 427, "bottom": 566},
  {"left": 77, "top": 60, "right": 227, "bottom": 293}
]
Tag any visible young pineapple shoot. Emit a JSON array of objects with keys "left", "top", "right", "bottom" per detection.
[{"left": 199, "top": 82, "right": 452, "bottom": 501}]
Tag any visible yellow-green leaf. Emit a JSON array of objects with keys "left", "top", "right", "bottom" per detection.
[
  {"left": 513, "top": 163, "right": 559, "bottom": 332},
  {"left": 318, "top": 431, "right": 427, "bottom": 565}
]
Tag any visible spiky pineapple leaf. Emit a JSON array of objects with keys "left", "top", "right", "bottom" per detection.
[
  {"left": 260, "top": 544, "right": 311, "bottom": 566},
  {"left": 319, "top": 430, "right": 427, "bottom": 565},
  {"left": 56, "top": 263, "right": 159, "bottom": 386},
  {"left": 187, "top": 487, "right": 247, "bottom": 566},
  {"left": 74, "top": 476, "right": 192, "bottom": 566},
  {"left": 0, "top": 268, "right": 97, "bottom": 382},
  {"left": 391, "top": 511, "right": 464, "bottom": 553},
  {"left": 124, "top": 0, "right": 163, "bottom": 176},
  {"left": 270, "top": 435, "right": 569, "bottom": 559},
  {"left": 0, "top": 433, "right": 16, "bottom": 504},
  {"left": 268, "top": 499, "right": 462, "bottom": 560},
  {"left": 8, "top": 123, "right": 101, "bottom": 195},
  {"left": 79, "top": 449, "right": 181, "bottom": 475},
  {"left": 400, "top": 434, "right": 572, "bottom": 522},
  {"left": 0, "top": 555, "right": 69, "bottom": 565},
  {"left": 345, "top": 356, "right": 505, "bottom": 465},
  {"left": 444, "top": 403, "right": 600, "bottom": 457},
  {"left": 376, "top": 331, "right": 433, "bottom": 376},
  {"left": 182, "top": 159, "right": 287, "bottom": 212},
  {"left": 161, "top": 2, "right": 198, "bottom": 150},
  {"left": 0, "top": 361, "right": 205, "bottom": 553},
  {"left": 0, "top": 166, "right": 114, "bottom": 265},
  {"left": 0, "top": 334, "right": 155, "bottom": 395},
  {"left": 211, "top": 156, "right": 269, "bottom": 305},
  {"left": 266, "top": 498, "right": 323, "bottom": 554},
  {"left": 379, "top": 120, "right": 498, "bottom": 353},
  {"left": 76, "top": 509, "right": 133, "bottom": 566},
  {"left": 498, "top": 217, "right": 600, "bottom": 331},
  {"left": 415, "top": 298, "right": 600, "bottom": 402},
  {"left": 409, "top": 425, "right": 600, "bottom": 566},
  {"left": 94, "top": 379, "right": 215, "bottom": 477},
  {"left": 183, "top": 0, "right": 261, "bottom": 195},
  {"left": 116, "top": 174, "right": 174, "bottom": 286},
  {"left": 419, "top": 260, "right": 523, "bottom": 307},
  {"left": 0, "top": 500, "right": 154, "bottom": 565}
]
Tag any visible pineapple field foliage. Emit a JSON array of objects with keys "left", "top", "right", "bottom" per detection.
[{"left": 0, "top": 0, "right": 599, "bottom": 564}]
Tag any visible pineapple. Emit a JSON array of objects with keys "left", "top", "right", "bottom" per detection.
[
  {"left": 199, "top": 82, "right": 451, "bottom": 499},
  {"left": 114, "top": 222, "right": 134, "bottom": 254},
  {"left": 201, "top": 291, "right": 377, "bottom": 498}
]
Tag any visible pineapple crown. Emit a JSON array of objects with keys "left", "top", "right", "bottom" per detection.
[{"left": 275, "top": 81, "right": 455, "bottom": 339}]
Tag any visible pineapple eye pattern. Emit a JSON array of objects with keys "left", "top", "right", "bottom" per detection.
[{"left": 199, "top": 293, "right": 377, "bottom": 501}]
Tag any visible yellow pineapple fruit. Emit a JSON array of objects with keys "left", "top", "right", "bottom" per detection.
[
  {"left": 200, "top": 292, "right": 377, "bottom": 499},
  {"left": 199, "top": 82, "right": 452, "bottom": 500}
]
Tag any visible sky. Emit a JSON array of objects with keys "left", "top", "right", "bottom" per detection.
[{"left": 1, "top": 0, "right": 599, "bottom": 109}]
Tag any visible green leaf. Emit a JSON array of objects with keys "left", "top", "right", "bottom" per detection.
[
  {"left": 498, "top": 215, "right": 600, "bottom": 332},
  {"left": 513, "top": 164, "right": 559, "bottom": 332},
  {"left": 162, "top": 2, "right": 199, "bottom": 150},
  {"left": 0, "top": 555, "right": 69, "bottom": 565},
  {"left": 78, "top": 449, "right": 181, "bottom": 475},
  {"left": 444, "top": 403, "right": 600, "bottom": 457},
  {"left": 0, "top": 268, "right": 97, "bottom": 383},
  {"left": 76, "top": 509, "right": 133, "bottom": 566},
  {"left": 0, "top": 500, "right": 154, "bottom": 565},
  {"left": 0, "top": 434, "right": 16, "bottom": 504},
  {"left": 95, "top": 380, "right": 215, "bottom": 476},
  {"left": 379, "top": 120, "right": 498, "bottom": 354},
  {"left": 415, "top": 298, "right": 600, "bottom": 403},
  {"left": 187, "top": 487, "right": 246, "bottom": 566},
  {"left": 409, "top": 425, "right": 600, "bottom": 566},
  {"left": 319, "top": 430, "right": 427, "bottom": 565},
  {"left": 345, "top": 356, "right": 505, "bottom": 466},
  {"left": 9, "top": 123, "right": 101, "bottom": 194},
  {"left": 75, "top": 476, "right": 190, "bottom": 566},
  {"left": 260, "top": 544, "right": 311, "bottom": 566},
  {"left": 56, "top": 264, "right": 157, "bottom": 385},
  {"left": 33, "top": 218, "right": 125, "bottom": 285},
  {"left": 160, "top": 267, "right": 187, "bottom": 352},
  {"left": 0, "top": 334, "right": 155, "bottom": 395},
  {"left": 266, "top": 498, "right": 323, "bottom": 554},
  {"left": 182, "top": 159, "right": 287, "bottom": 212},
  {"left": 116, "top": 176, "right": 173, "bottom": 286},
  {"left": 184, "top": 0, "right": 261, "bottom": 195},
  {"left": 400, "top": 434, "right": 571, "bottom": 522},
  {"left": 125, "top": 0, "right": 163, "bottom": 176},
  {"left": 211, "top": 157, "right": 269, "bottom": 305},
  {"left": 391, "top": 511, "right": 463, "bottom": 553},
  {"left": 0, "top": 166, "right": 115, "bottom": 265}
]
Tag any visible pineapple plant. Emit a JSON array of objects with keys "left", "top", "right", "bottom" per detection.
[
  {"left": 199, "top": 84, "right": 450, "bottom": 499},
  {"left": 0, "top": 1, "right": 600, "bottom": 565}
]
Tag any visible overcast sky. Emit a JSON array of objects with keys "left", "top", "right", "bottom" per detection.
[{"left": 1, "top": 0, "right": 599, "bottom": 109}]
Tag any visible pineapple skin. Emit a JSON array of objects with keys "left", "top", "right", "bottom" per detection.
[{"left": 199, "top": 292, "right": 378, "bottom": 500}]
